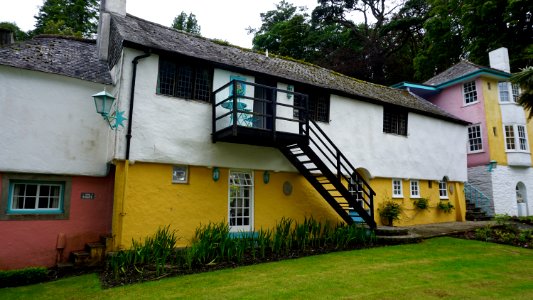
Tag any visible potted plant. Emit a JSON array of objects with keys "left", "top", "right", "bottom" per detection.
[
  {"left": 378, "top": 201, "right": 403, "bottom": 226},
  {"left": 437, "top": 201, "right": 454, "bottom": 213},
  {"left": 413, "top": 198, "right": 429, "bottom": 210}
]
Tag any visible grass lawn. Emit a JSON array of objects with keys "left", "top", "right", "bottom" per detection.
[{"left": 2, "top": 237, "right": 533, "bottom": 299}]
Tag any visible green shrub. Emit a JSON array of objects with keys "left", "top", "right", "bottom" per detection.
[
  {"left": 0, "top": 267, "right": 48, "bottom": 288},
  {"left": 475, "top": 226, "right": 492, "bottom": 241},
  {"left": 437, "top": 201, "right": 454, "bottom": 213},
  {"left": 413, "top": 198, "right": 429, "bottom": 210}
]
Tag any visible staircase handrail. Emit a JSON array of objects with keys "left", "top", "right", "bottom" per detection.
[
  {"left": 464, "top": 182, "right": 494, "bottom": 216},
  {"left": 305, "top": 119, "right": 375, "bottom": 217}
]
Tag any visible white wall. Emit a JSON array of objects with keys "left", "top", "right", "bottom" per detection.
[
  {"left": 116, "top": 49, "right": 293, "bottom": 171},
  {"left": 0, "top": 66, "right": 113, "bottom": 176},
  {"left": 318, "top": 95, "right": 468, "bottom": 181},
  {"left": 116, "top": 49, "right": 467, "bottom": 180},
  {"left": 491, "top": 165, "right": 533, "bottom": 216}
]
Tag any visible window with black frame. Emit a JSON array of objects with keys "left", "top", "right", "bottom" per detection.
[
  {"left": 293, "top": 92, "right": 329, "bottom": 123},
  {"left": 157, "top": 58, "right": 212, "bottom": 102},
  {"left": 383, "top": 106, "right": 408, "bottom": 136}
]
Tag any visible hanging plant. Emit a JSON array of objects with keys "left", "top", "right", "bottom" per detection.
[
  {"left": 412, "top": 198, "right": 429, "bottom": 210},
  {"left": 437, "top": 201, "right": 455, "bottom": 213}
]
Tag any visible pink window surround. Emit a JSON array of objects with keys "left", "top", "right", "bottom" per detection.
[
  {"left": 0, "top": 172, "right": 114, "bottom": 270},
  {"left": 428, "top": 78, "right": 490, "bottom": 167}
]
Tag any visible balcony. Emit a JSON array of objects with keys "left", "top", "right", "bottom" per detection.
[{"left": 212, "top": 80, "right": 309, "bottom": 147}]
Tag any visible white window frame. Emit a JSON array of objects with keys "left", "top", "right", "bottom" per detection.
[
  {"left": 410, "top": 180, "right": 420, "bottom": 198},
  {"left": 439, "top": 180, "right": 448, "bottom": 199},
  {"left": 392, "top": 179, "right": 403, "bottom": 198},
  {"left": 467, "top": 124, "right": 483, "bottom": 153},
  {"left": 463, "top": 81, "right": 478, "bottom": 105},
  {"left": 498, "top": 81, "right": 510, "bottom": 102},
  {"left": 228, "top": 170, "right": 254, "bottom": 233},
  {"left": 504, "top": 124, "right": 529, "bottom": 152},
  {"left": 172, "top": 165, "right": 189, "bottom": 183},
  {"left": 512, "top": 83, "right": 521, "bottom": 102}
]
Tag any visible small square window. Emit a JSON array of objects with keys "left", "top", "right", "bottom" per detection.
[
  {"left": 383, "top": 107, "right": 408, "bottom": 136},
  {"left": 172, "top": 165, "right": 189, "bottom": 183},
  {"left": 392, "top": 179, "right": 403, "bottom": 198}
]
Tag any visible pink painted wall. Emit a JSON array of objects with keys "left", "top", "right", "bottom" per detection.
[
  {"left": 428, "top": 78, "right": 490, "bottom": 167},
  {"left": 0, "top": 172, "right": 114, "bottom": 270}
]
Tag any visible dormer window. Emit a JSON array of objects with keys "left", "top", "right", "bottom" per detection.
[{"left": 463, "top": 81, "right": 478, "bottom": 105}]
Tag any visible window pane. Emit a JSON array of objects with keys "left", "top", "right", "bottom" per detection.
[
  {"left": 499, "top": 81, "right": 509, "bottom": 102},
  {"left": 518, "top": 125, "right": 528, "bottom": 151},
  {"left": 468, "top": 125, "right": 482, "bottom": 152},
  {"left": 505, "top": 125, "right": 515, "bottom": 150},
  {"left": 158, "top": 59, "right": 176, "bottom": 96},
  {"left": 512, "top": 84, "right": 520, "bottom": 102},
  {"left": 383, "top": 107, "right": 408, "bottom": 136},
  {"left": 194, "top": 68, "right": 211, "bottom": 101},
  {"left": 464, "top": 81, "right": 478, "bottom": 104}
]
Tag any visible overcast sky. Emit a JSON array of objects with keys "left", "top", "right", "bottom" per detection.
[{"left": 0, "top": 0, "right": 322, "bottom": 48}]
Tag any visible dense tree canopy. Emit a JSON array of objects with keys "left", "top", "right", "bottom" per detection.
[
  {"left": 251, "top": 0, "right": 532, "bottom": 84},
  {"left": 34, "top": 0, "right": 99, "bottom": 38},
  {"left": 172, "top": 12, "right": 201, "bottom": 35}
]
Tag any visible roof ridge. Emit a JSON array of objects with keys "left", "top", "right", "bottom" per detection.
[{"left": 34, "top": 34, "right": 96, "bottom": 44}]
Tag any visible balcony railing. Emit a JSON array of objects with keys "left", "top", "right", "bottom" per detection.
[{"left": 212, "top": 80, "right": 309, "bottom": 146}]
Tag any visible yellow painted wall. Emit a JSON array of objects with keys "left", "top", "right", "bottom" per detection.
[
  {"left": 111, "top": 161, "right": 342, "bottom": 250},
  {"left": 482, "top": 78, "right": 507, "bottom": 165},
  {"left": 370, "top": 178, "right": 465, "bottom": 226},
  {"left": 112, "top": 162, "right": 466, "bottom": 250}
]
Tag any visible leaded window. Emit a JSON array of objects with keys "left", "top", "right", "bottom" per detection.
[
  {"left": 157, "top": 58, "right": 212, "bottom": 102},
  {"left": 383, "top": 107, "right": 408, "bottom": 136}
]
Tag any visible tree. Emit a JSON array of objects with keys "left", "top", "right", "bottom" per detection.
[
  {"left": 413, "top": 0, "right": 464, "bottom": 81},
  {"left": 511, "top": 47, "right": 533, "bottom": 118},
  {"left": 172, "top": 12, "right": 201, "bottom": 35},
  {"left": 0, "top": 22, "right": 29, "bottom": 41},
  {"left": 34, "top": 0, "right": 99, "bottom": 38},
  {"left": 250, "top": 1, "right": 312, "bottom": 60}
]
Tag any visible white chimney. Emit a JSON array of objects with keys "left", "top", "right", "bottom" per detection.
[
  {"left": 97, "top": 0, "right": 127, "bottom": 61},
  {"left": 489, "top": 47, "right": 510, "bottom": 73}
]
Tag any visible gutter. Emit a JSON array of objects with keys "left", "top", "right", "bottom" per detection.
[{"left": 125, "top": 51, "right": 151, "bottom": 160}]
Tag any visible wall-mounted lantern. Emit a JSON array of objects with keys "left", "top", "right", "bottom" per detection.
[
  {"left": 263, "top": 171, "right": 270, "bottom": 184},
  {"left": 212, "top": 167, "right": 220, "bottom": 182},
  {"left": 486, "top": 160, "right": 497, "bottom": 172},
  {"left": 92, "top": 90, "right": 127, "bottom": 129},
  {"left": 286, "top": 85, "right": 294, "bottom": 99}
]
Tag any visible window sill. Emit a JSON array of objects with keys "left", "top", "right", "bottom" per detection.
[
  {"left": 383, "top": 132, "right": 408, "bottom": 138},
  {"left": 505, "top": 150, "right": 530, "bottom": 154},
  {"left": 439, "top": 197, "right": 449, "bottom": 200},
  {"left": 468, "top": 150, "right": 485, "bottom": 154},
  {"left": 499, "top": 101, "right": 518, "bottom": 105},
  {"left": 392, "top": 195, "right": 404, "bottom": 199},
  {"left": 462, "top": 101, "right": 479, "bottom": 108},
  {"left": 410, "top": 196, "right": 420, "bottom": 199}
]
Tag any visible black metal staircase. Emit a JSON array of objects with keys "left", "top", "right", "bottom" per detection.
[
  {"left": 280, "top": 119, "right": 376, "bottom": 229},
  {"left": 212, "top": 80, "right": 376, "bottom": 229}
]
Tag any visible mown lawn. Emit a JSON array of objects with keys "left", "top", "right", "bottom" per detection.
[{"left": 2, "top": 237, "right": 533, "bottom": 299}]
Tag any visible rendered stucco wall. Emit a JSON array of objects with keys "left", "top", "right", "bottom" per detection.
[
  {"left": 0, "top": 173, "right": 114, "bottom": 270},
  {"left": 429, "top": 79, "right": 491, "bottom": 167},
  {"left": 320, "top": 95, "right": 467, "bottom": 181},
  {"left": 111, "top": 161, "right": 342, "bottom": 249},
  {"left": 371, "top": 178, "right": 465, "bottom": 226},
  {"left": 481, "top": 78, "right": 507, "bottom": 165},
  {"left": 490, "top": 165, "right": 533, "bottom": 216},
  {"left": 0, "top": 66, "right": 113, "bottom": 176},
  {"left": 115, "top": 49, "right": 467, "bottom": 182}
]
